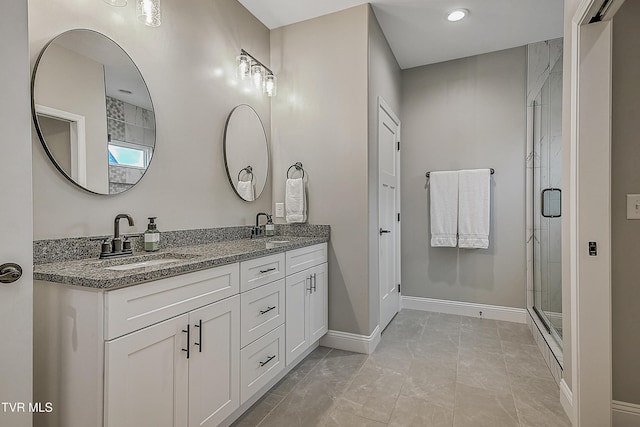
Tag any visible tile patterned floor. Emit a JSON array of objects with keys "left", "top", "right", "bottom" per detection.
[{"left": 232, "top": 310, "right": 571, "bottom": 427}]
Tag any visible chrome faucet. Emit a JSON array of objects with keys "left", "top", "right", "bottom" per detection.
[{"left": 252, "top": 212, "right": 270, "bottom": 238}]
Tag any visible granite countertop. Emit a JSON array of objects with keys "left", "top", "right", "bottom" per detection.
[{"left": 34, "top": 236, "right": 328, "bottom": 290}]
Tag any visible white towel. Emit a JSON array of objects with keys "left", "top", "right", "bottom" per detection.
[
  {"left": 237, "top": 180, "right": 254, "bottom": 201},
  {"left": 430, "top": 171, "right": 459, "bottom": 247},
  {"left": 458, "top": 169, "right": 490, "bottom": 249},
  {"left": 286, "top": 178, "right": 306, "bottom": 223}
]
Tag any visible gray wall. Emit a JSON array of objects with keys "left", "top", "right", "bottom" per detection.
[
  {"left": 30, "top": 0, "right": 272, "bottom": 239},
  {"left": 612, "top": 0, "right": 640, "bottom": 405},
  {"left": 400, "top": 47, "right": 527, "bottom": 308},
  {"left": 270, "top": 5, "right": 370, "bottom": 335},
  {"left": 367, "top": 7, "right": 401, "bottom": 333}
]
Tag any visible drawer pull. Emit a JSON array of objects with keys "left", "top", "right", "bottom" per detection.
[
  {"left": 259, "top": 306, "right": 276, "bottom": 315},
  {"left": 193, "top": 319, "right": 202, "bottom": 352},
  {"left": 259, "top": 267, "right": 276, "bottom": 274},
  {"left": 259, "top": 355, "right": 276, "bottom": 367},
  {"left": 182, "top": 324, "right": 190, "bottom": 359}
]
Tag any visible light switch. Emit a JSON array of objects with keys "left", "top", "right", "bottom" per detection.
[
  {"left": 275, "top": 202, "right": 285, "bottom": 218},
  {"left": 626, "top": 195, "right": 640, "bottom": 219}
]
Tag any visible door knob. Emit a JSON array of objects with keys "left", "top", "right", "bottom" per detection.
[
  {"left": 379, "top": 228, "right": 391, "bottom": 235},
  {"left": 0, "top": 263, "right": 22, "bottom": 284}
]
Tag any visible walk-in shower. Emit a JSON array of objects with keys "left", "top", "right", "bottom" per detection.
[{"left": 527, "top": 39, "right": 564, "bottom": 354}]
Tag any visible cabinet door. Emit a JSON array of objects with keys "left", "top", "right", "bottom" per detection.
[
  {"left": 188, "top": 295, "right": 240, "bottom": 427},
  {"left": 285, "top": 269, "right": 311, "bottom": 365},
  {"left": 309, "top": 263, "right": 328, "bottom": 343},
  {"left": 105, "top": 314, "right": 189, "bottom": 427}
]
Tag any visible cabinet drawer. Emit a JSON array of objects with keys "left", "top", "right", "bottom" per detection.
[
  {"left": 105, "top": 263, "right": 239, "bottom": 340},
  {"left": 285, "top": 243, "right": 327, "bottom": 276},
  {"left": 241, "top": 279, "right": 285, "bottom": 347},
  {"left": 240, "top": 253, "right": 285, "bottom": 292},
  {"left": 240, "top": 324, "right": 285, "bottom": 404}
]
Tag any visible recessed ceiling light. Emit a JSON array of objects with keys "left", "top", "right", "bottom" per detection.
[
  {"left": 447, "top": 9, "right": 468, "bottom": 22},
  {"left": 118, "top": 89, "right": 133, "bottom": 94}
]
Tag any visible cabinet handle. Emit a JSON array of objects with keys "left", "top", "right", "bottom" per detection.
[
  {"left": 182, "top": 324, "right": 190, "bottom": 359},
  {"left": 306, "top": 276, "right": 312, "bottom": 293},
  {"left": 193, "top": 319, "right": 202, "bottom": 352},
  {"left": 259, "top": 355, "right": 276, "bottom": 367},
  {"left": 311, "top": 273, "right": 317, "bottom": 293},
  {"left": 259, "top": 267, "right": 276, "bottom": 274},
  {"left": 259, "top": 306, "right": 276, "bottom": 315}
]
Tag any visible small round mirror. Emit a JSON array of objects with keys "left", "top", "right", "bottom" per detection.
[
  {"left": 223, "top": 105, "right": 269, "bottom": 201},
  {"left": 32, "top": 29, "right": 155, "bottom": 195}
]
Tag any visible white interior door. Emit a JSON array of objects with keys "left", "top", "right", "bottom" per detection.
[
  {"left": 378, "top": 98, "right": 401, "bottom": 331},
  {"left": 0, "top": 2, "right": 33, "bottom": 427}
]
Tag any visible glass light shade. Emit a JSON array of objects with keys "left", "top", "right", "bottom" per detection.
[
  {"left": 103, "top": 0, "right": 127, "bottom": 5},
  {"left": 251, "top": 64, "right": 265, "bottom": 90},
  {"left": 236, "top": 54, "right": 251, "bottom": 81},
  {"left": 137, "top": 0, "right": 162, "bottom": 27},
  {"left": 264, "top": 74, "right": 277, "bottom": 97}
]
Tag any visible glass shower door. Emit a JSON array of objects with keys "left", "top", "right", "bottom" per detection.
[{"left": 532, "top": 55, "right": 563, "bottom": 342}]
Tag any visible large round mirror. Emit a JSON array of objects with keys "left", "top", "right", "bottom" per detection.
[
  {"left": 223, "top": 105, "right": 269, "bottom": 201},
  {"left": 32, "top": 29, "right": 155, "bottom": 195}
]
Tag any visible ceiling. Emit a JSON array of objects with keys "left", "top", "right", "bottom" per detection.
[{"left": 237, "top": 0, "right": 564, "bottom": 69}]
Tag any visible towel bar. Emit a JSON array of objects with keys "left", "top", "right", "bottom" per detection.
[{"left": 426, "top": 168, "right": 494, "bottom": 178}]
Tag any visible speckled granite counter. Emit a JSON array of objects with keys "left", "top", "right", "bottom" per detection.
[{"left": 34, "top": 236, "right": 328, "bottom": 290}]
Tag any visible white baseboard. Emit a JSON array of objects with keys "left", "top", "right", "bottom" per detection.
[
  {"left": 319, "top": 325, "right": 381, "bottom": 354},
  {"left": 612, "top": 400, "right": 640, "bottom": 427},
  {"left": 559, "top": 379, "right": 574, "bottom": 424},
  {"left": 401, "top": 296, "right": 527, "bottom": 324}
]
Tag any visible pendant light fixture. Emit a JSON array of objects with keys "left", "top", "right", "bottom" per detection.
[
  {"left": 103, "top": 0, "right": 127, "bottom": 6},
  {"left": 137, "top": 0, "right": 162, "bottom": 27},
  {"left": 237, "top": 49, "right": 277, "bottom": 97}
]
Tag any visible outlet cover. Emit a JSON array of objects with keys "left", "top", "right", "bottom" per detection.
[
  {"left": 275, "top": 203, "right": 285, "bottom": 218},
  {"left": 626, "top": 194, "right": 640, "bottom": 219}
]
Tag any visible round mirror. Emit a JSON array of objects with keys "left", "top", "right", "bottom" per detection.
[
  {"left": 32, "top": 29, "right": 155, "bottom": 195},
  {"left": 223, "top": 105, "right": 269, "bottom": 201}
]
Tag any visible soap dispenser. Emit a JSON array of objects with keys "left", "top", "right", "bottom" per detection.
[
  {"left": 265, "top": 215, "right": 275, "bottom": 236},
  {"left": 144, "top": 217, "right": 160, "bottom": 252}
]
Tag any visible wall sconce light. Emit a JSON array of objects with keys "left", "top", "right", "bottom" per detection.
[
  {"left": 103, "top": 0, "right": 127, "bottom": 6},
  {"left": 237, "top": 49, "right": 277, "bottom": 97},
  {"left": 236, "top": 53, "right": 251, "bottom": 81},
  {"left": 264, "top": 74, "right": 277, "bottom": 97},
  {"left": 137, "top": 0, "right": 162, "bottom": 27}
]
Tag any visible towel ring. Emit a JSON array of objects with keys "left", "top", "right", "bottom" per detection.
[
  {"left": 287, "top": 162, "right": 305, "bottom": 179},
  {"left": 238, "top": 166, "right": 254, "bottom": 182}
]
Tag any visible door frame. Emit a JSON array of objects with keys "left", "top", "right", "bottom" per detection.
[
  {"left": 568, "top": 0, "right": 625, "bottom": 425},
  {"left": 34, "top": 104, "right": 87, "bottom": 186},
  {"left": 377, "top": 96, "right": 401, "bottom": 331}
]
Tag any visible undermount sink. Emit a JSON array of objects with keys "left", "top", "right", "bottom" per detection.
[
  {"left": 105, "top": 258, "right": 184, "bottom": 271},
  {"left": 102, "top": 253, "right": 194, "bottom": 271},
  {"left": 265, "top": 240, "right": 289, "bottom": 249}
]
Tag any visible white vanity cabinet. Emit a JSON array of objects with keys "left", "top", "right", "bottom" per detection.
[
  {"left": 34, "top": 241, "right": 328, "bottom": 427},
  {"left": 104, "top": 295, "right": 240, "bottom": 427},
  {"left": 285, "top": 244, "right": 328, "bottom": 365}
]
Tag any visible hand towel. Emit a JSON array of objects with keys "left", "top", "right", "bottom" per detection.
[
  {"left": 458, "top": 169, "right": 491, "bottom": 249},
  {"left": 286, "top": 178, "right": 306, "bottom": 223},
  {"left": 430, "top": 171, "right": 459, "bottom": 247},
  {"left": 237, "top": 180, "right": 254, "bottom": 201}
]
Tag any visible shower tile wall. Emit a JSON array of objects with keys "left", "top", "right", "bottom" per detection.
[
  {"left": 106, "top": 96, "right": 155, "bottom": 193},
  {"left": 527, "top": 39, "right": 563, "bottom": 333}
]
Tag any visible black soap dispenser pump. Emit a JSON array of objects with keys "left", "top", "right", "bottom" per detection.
[{"left": 144, "top": 217, "right": 160, "bottom": 252}]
